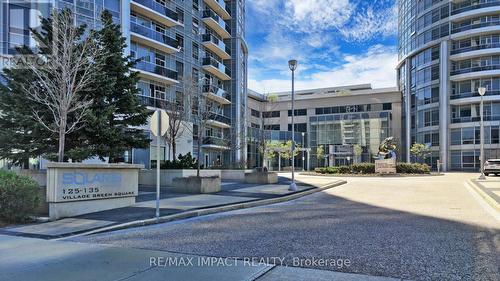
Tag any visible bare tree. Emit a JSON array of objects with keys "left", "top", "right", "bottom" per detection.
[
  {"left": 21, "top": 9, "right": 101, "bottom": 162},
  {"left": 258, "top": 93, "right": 279, "bottom": 169},
  {"left": 161, "top": 89, "right": 189, "bottom": 161},
  {"left": 173, "top": 76, "right": 223, "bottom": 176}
]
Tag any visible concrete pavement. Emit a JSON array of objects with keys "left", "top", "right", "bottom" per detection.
[
  {"left": 1, "top": 178, "right": 345, "bottom": 239},
  {"left": 0, "top": 234, "right": 399, "bottom": 281},
  {"left": 470, "top": 177, "right": 500, "bottom": 211},
  {"left": 73, "top": 173, "right": 500, "bottom": 280}
]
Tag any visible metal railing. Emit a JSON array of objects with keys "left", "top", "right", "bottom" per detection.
[
  {"left": 201, "top": 33, "right": 229, "bottom": 55},
  {"left": 452, "top": 20, "right": 500, "bottom": 34},
  {"left": 134, "top": 60, "right": 178, "bottom": 80},
  {"left": 451, "top": 43, "right": 500, "bottom": 55},
  {"left": 132, "top": 0, "right": 179, "bottom": 21},
  {"left": 450, "top": 89, "right": 500, "bottom": 99},
  {"left": 451, "top": 64, "right": 500, "bottom": 75},
  {"left": 202, "top": 84, "right": 231, "bottom": 101},
  {"left": 202, "top": 57, "right": 231, "bottom": 77},
  {"left": 131, "top": 23, "right": 179, "bottom": 48},
  {"left": 202, "top": 10, "right": 228, "bottom": 32},
  {"left": 451, "top": 1, "right": 500, "bottom": 16}
]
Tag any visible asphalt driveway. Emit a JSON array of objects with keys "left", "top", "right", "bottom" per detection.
[{"left": 71, "top": 173, "right": 500, "bottom": 280}]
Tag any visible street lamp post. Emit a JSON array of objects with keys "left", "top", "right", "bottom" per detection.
[
  {"left": 478, "top": 87, "right": 487, "bottom": 180},
  {"left": 302, "top": 132, "right": 305, "bottom": 171},
  {"left": 288, "top": 59, "right": 298, "bottom": 191}
]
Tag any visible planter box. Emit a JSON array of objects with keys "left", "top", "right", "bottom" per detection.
[
  {"left": 139, "top": 169, "right": 220, "bottom": 186},
  {"left": 244, "top": 172, "right": 278, "bottom": 184},
  {"left": 171, "top": 176, "right": 221, "bottom": 194}
]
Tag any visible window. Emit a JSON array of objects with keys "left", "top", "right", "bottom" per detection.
[
  {"left": 383, "top": 103, "right": 392, "bottom": 110},
  {"left": 251, "top": 109, "right": 260, "bottom": 118},
  {"left": 176, "top": 33, "right": 184, "bottom": 50},
  {"left": 288, "top": 123, "right": 307, "bottom": 132},
  {"left": 192, "top": 42, "right": 199, "bottom": 60},
  {"left": 288, "top": 109, "right": 307, "bottom": 116},
  {"left": 192, "top": 18, "right": 199, "bottom": 35},
  {"left": 263, "top": 111, "right": 280, "bottom": 118},
  {"left": 264, "top": 125, "right": 280, "bottom": 131},
  {"left": 176, "top": 61, "right": 184, "bottom": 80}
]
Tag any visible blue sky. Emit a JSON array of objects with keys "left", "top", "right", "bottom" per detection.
[{"left": 246, "top": 0, "right": 399, "bottom": 93}]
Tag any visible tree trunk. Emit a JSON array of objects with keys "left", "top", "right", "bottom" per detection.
[
  {"left": 172, "top": 141, "right": 177, "bottom": 161},
  {"left": 197, "top": 125, "right": 201, "bottom": 178},
  {"left": 58, "top": 118, "right": 66, "bottom": 162}
]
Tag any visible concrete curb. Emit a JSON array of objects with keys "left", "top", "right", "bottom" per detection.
[
  {"left": 468, "top": 179, "right": 500, "bottom": 212},
  {"left": 57, "top": 180, "right": 347, "bottom": 241}
]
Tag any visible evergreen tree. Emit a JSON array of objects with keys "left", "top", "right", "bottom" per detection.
[
  {"left": 0, "top": 11, "right": 94, "bottom": 165},
  {"left": 81, "top": 11, "right": 151, "bottom": 162}
]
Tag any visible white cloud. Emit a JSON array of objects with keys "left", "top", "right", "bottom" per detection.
[
  {"left": 340, "top": 3, "right": 398, "bottom": 41},
  {"left": 248, "top": 45, "right": 398, "bottom": 93},
  {"left": 283, "top": 0, "right": 353, "bottom": 32}
]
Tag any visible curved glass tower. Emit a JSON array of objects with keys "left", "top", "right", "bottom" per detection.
[{"left": 398, "top": 0, "right": 500, "bottom": 171}]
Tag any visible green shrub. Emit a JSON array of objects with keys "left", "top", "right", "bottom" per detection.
[
  {"left": 396, "top": 163, "right": 430, "bottom": 174},
  {"left": 315, "top": 162, "right": 430, "bottom": 175},
  {"left": 351, "top": 163, "right": 375, "bottom": 174},
  {"left": 0, "top": 170, "right": 40, "bottom": 223},
  {"left": 153, "top": 153, "right": 199, "bottom": 169}
]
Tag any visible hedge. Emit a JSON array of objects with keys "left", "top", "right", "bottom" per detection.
[
  {"left": 0, "top": 170, "right": 40, "bottom": 223},
  {"left": 315, "top": 162, "right": 430, "bottom": 175},
  {"left": 396, "top": 163, "right": 430, "bottom": 174}
]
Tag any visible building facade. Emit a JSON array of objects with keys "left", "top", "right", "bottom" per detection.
[
  {"left": 246, "top": 85, "right": 402, "bottom": 170},
  {"left": 0, "top": 0, "right": 248, "bottom": 169},
  {"left": 397, "top": 0, "right": 500, "bottom": 171}
]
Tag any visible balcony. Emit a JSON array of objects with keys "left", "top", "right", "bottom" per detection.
[
  {"left": 451, "top": 20, "right": 500, "bottom": 34},
  {"left": 202, "top": 57, "right": 231, "bottom": 81},
  {"left": 451, "top": 1, "right": 500, "bottom": 16},
  {"left": 131, "top": 23, "right": 180, "bottom": 54},
  {"left": 451, "top": 42, "right": 500, "bottom": 55},
  {"left": 451, "top": 64, "right": 500, "bottom": 76},
  {"left": 201, "top": 136, "right": 230, "bottom": 150},
  {"left": 203, "top": 0, "right": 231, "bottom": 20},
  {"left": 138, "top": 95, "right": 173, "bottom": 109},
  {"left": 202, "top": 84, "right": 231, "bottom": 104},
  {"left": 450, "top": 89, "right": 500, "bottom": 100},
  {"left": 202, "top": 33, "right": 231, "bottom": 60},
  {"left": 131, "top": 0, "right": 182, "bottom": 27},
  {"left": 202, "top": 10, "right": 231, "bottom": 39},
  {"left": 132, "top": 60, "right": 178, "bottom": 84},
  {"left": 207, "top": 113, "right": 231, "bottom": 128}
]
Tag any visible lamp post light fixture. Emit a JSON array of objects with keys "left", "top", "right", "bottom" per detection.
[
  {"left": 288, "top": 59, "right": 298, "bottom": 191},
  {"left": 302, "top": 132, "right": 305, "bottom": 171},
  {"left": 478, "top": 87, "right": 487, "bottom": 180}
]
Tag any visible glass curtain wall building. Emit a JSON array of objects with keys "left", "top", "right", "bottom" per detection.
[
  {"left": 397, "top": 0, "right": 500, "bottom": 171},
  {"left": 1, "top": 0, "right": 248, "bottom": 169}
]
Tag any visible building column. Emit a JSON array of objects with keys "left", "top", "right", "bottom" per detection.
[
  {"left": 439, "top": 40, "right": 450, "bottom": 171},
  {"left": 404, "top": 59, "right": 411, "bottom": 163},
  {"left": 120, "top": 0, "right": 131, "bottom": 56}
]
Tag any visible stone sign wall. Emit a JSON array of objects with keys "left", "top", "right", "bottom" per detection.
[
  {"left": 375, "top": 159, "right": 397, "bottom": 174},
  {"left": 46, "top": 163, "right": 143, "bottom": 220}
]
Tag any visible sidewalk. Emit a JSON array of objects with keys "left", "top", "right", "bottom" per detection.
[
  {"left": 469, "top": 178, "right": 500, "bottom": 211},
  {"left": 0, "top": 234, "right": 399, "bottom": 281},
  {"left": 0, "top": 177, "right": 345, "bottom": 239}
]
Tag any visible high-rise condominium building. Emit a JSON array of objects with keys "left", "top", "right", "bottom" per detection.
[
  {"left": 0, "top": 0, "right": 248, "bottom": 169},
  {"left": 398, "top": 0, "right": 500, "bottom": 171}
]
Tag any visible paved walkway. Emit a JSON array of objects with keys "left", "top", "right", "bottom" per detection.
[
  {"left": 74, "top": 173, "right": 500, "bottom": 280},
  {"left": 0, "top": 177, "right": 342, "bottom": 239},
  {"left": 0, "top": 234, "right": 398, "bottom": 281}
]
